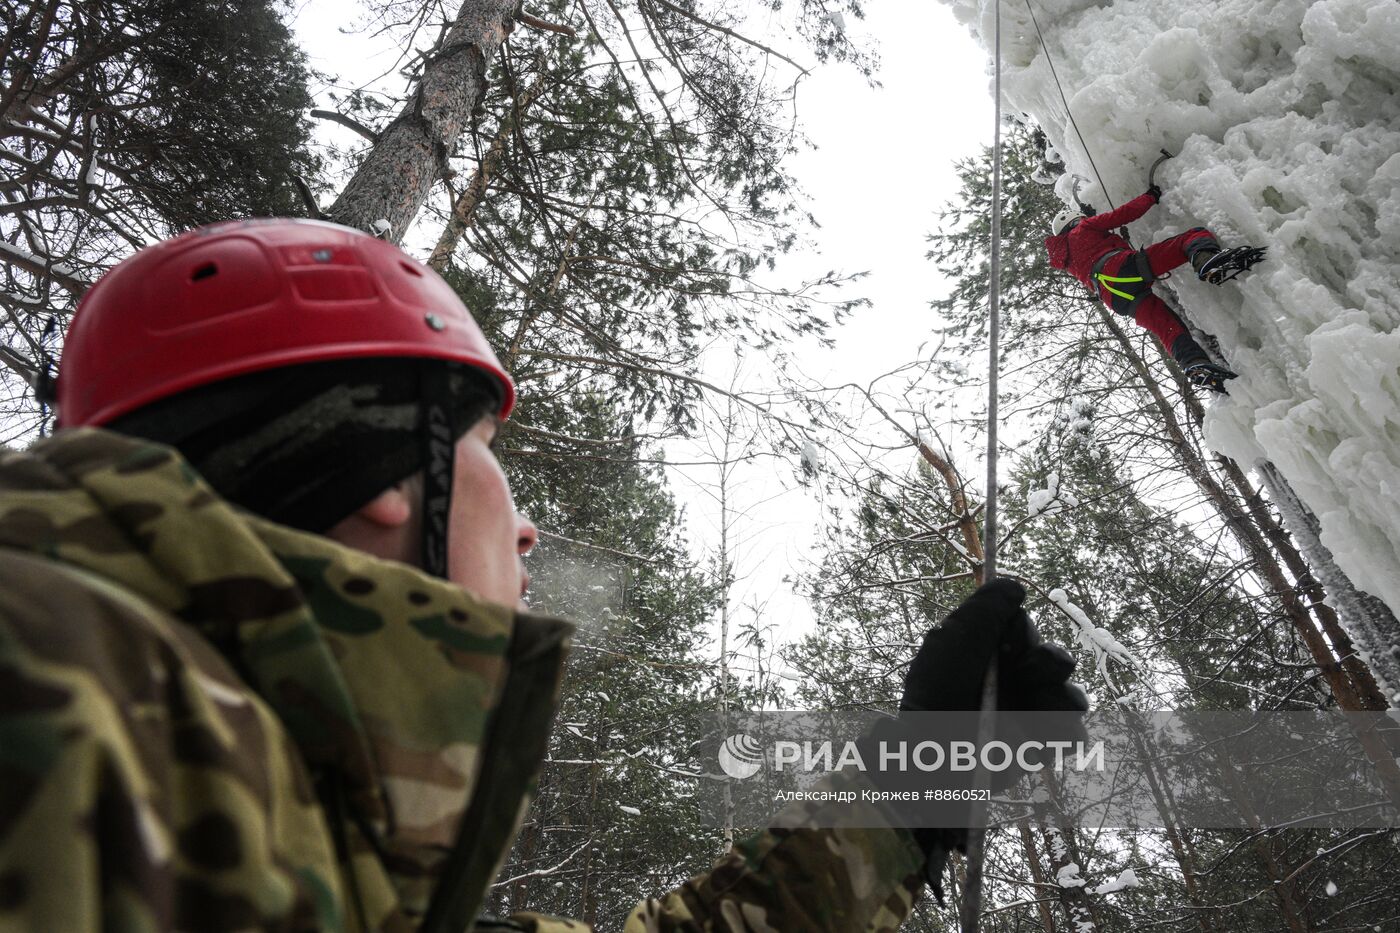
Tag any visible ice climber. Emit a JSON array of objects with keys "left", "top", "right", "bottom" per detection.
[
  {"left": 0, "top": 218, "right": 1085, "bottom": 931},
  {"left": 1045, "top": 184, "right": 1266, "bottom": 393}
]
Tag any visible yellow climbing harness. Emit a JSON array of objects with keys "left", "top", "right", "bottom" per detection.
[
  {"left": 1095, "top": 269, "right": 1144, "bottom": 301},
  {"left": 1089, "top": 248, "right": 1153, "bottom": 314}
]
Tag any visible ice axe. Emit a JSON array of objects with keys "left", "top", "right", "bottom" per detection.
[
  {"left": 1116, "top": 149, "right": 1173, "bottom": 240},
  {"left": 1069, "top": 175, "right": 1096, "bottom": 217},
  {"left": 1148, "top": 148, "right": 1173, "bottom": 188}
]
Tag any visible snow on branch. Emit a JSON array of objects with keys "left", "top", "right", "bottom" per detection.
[
  {"left": 1090, "top": 867, "right": 1140, "bottom": 895},
  {"left": 1048, "top": 587, "right": 1142, "bottom": 685},
  {"left": 492, "top": 839, "right": 592, "bottom": 887},
  {"left": 1027, "top": 472, "right": 1080, "bottom": 518},
  {"left": 0, "top": 240, "right": 89, "bottom": 294},
  {"left": 1055, "top": 862, "right": 1087, "bottom": 889}
]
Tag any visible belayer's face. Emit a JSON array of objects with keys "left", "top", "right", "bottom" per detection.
[{"left": 447, "top": 417, "right": 537, "bottom": 609}]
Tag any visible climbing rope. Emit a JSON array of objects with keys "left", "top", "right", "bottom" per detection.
[
  {"left": 961, "top": 0, "right": 1004, "bottom": 929},
  {"left": 1024, "top": 0, "right": 1115, "bottom": 210},
  {"left": 983, "top": 10, "right": 1003, "bottom": 584}
]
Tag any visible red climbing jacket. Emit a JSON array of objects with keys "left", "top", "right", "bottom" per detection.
[{"left": 1044, "top": 191, "right": 1157, "bottom": 286}]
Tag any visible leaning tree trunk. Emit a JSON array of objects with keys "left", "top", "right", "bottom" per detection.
[
  {"left": 1252, "top": 460, "right": 1400, "bottom": 703},
  {"left": 1096, "top": 304, "right": 1395, "bottom": 709},
  {"left": 428, "top": 69, "right": 548, "bottom": 270},
  {"left": 1038, "top": 824, "right": 1098, "bottom": 933},
  {"left": 1033, "top": 772, "right": 1101, "bottom": 933},
  {"left": 1016, "top": 823, "right": 1059, "bottom": 933},
  {"left": 329, "top": 0, "right": 520, "bottom": 241},
  {"left": 1158, "top": 289, "right": 1400, "bottom": 703},
  {"left": 1215, "top": 456, "right": 1390, "bottom": 711},
  {"left": 1127, "top": 710, "right": 1219, "bottom": 933},
  {"left": 1214, "top": 752, "right": 1314, "bottom": 933}
]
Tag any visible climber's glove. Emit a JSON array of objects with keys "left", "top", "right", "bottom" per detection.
[{"left": 871, "top": 579, "right": 1089, "bottom": 903}]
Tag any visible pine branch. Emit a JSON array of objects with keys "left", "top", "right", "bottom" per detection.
[
  {"left": 516, "top": 10, "right": 578, "bottom": 37},
  {"left": 643, "top": 0, "right": 810, "bottom": 76},
  {"left": 309, "top": 108, "right": 379, "bottom": 143}
]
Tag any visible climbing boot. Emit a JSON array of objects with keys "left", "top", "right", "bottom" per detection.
[
  {"left": 1184, "top": 361, "right": 1239, "bottom": 393},
  {"left": 1196, "top": 246, "right": 1267, "bottom": 285}
]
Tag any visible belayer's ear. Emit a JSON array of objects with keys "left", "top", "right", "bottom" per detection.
[{"left": 355, "top": 485, "right": 414, "bottom": 529}]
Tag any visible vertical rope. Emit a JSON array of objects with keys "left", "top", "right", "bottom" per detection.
[
  {"left": 961, "top": 1, "right": 1003, "bottom": 929},
  {"left": 983, "top": 0, "right": 1003, "bottom": 583},
  {"left": 1023, "top": 0, "right": 1115, "bottom": 209}
]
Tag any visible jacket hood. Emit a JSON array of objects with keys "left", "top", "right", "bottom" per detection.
[
  {"left": 1045, "top": 231, "right": 1070, "bottom": 271},
  {"left": 0, "top": 428, "right": 573, "bottom": 927}
]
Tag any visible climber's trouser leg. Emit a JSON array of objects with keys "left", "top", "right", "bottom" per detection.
[
  {"left": 1145, "top": 227, "right": 1218, "bottom": 277},
  {"left": 1134, "top": 294, "right": 1188, "bottom": 348}
]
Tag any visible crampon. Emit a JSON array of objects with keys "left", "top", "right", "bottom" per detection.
[
  {"left": 1185, "top": 361, "right": 1238, "bottom": 394},
  {"left": 1197, "top": 246, "right": 1267, "bottom": 285}
]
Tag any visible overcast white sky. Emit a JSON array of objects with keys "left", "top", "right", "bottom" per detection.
[
  {"left": 662, "top": 3, "right": 994, "bottom": 659},
  {"left": 289, "top": 0, "right": 995, "bottom": 675}
]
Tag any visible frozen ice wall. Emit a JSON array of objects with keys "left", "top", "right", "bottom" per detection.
[{"left": 941, "top": 0, "right": 1400, "bottom": 693}]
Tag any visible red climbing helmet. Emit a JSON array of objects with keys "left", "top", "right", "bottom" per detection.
[{"left": 58, "top": 218, "right": 515, "bottom": 428}]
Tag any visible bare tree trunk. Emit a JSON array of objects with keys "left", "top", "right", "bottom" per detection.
[
  {"left": 1033, "top": 773, "right": 1100, "bottom": 933},
  {"left": 1017, "top": 823, "right": 1058, "bottom": 933},
  {"left": 329, "top": 0, "right": 520, "bottom": 241},
  {"left": 1133, "top": 306, "right": 1400, "bottom": 796},
  {"left": 914, "top": 439, "right": 986, "bottom": 582},
  {"left": 501, "top": 201, "right": 598, "bottom": 370},
  {"left": 1215, "top": 457, "right": 1390, "bottom": 711},
  {"left": 1096, "top": 307, "right": 1390, "bottom": 714},
  {"left": 712, "top": 391, "right": 743, "bottom": 848},
  {"left": 1038, "top": 823, "right": 1097, "bottom": 933},
  {"left": 862, "top": 391, "right": 985, "bottom": 581},
  {"left": 1253, "top": 460, "right": 1400, "bottom": 703},
  {"left": 1126, "top": 712, "right": 1217, "bottom": 933},
  {"left": 508, "top": 816, "right": 541, "bottom": 913},
  {"left": 1215, "top": 753, "right": 1313, "bottom": 933},
  {"left": 578, "top": 717, "right": 603, "bottom": 926}
]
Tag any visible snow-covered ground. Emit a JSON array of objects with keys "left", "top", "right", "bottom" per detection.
[{"left": 941, "top": 0, "right": 1400, "bottom": 695}]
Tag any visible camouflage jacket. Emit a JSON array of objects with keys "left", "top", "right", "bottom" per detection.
[{"left": 0, "top": 429, "right": 925, "bottom": 932}]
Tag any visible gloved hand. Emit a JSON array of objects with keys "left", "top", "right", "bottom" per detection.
[
  {"left": 1146, "top": 184, "right": 1163, "bottom": 202},
  {"left": 888, "top": 579, "right": 1089, "bottom": 902},
  {"left": 899, "top": 578, "right": 1087, "bottom": 717}
]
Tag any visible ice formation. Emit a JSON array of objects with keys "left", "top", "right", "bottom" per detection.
[{"left": 941, "top": 0, "right": 1400, "bottom": 694}]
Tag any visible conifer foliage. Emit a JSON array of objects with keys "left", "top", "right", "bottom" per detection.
[{"left": 1, "top": 0, "right": 321, "bottom": 436}]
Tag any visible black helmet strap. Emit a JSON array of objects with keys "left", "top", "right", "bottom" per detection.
[{"left": 419, "top": 363, "right": 456, "bottom": 579}]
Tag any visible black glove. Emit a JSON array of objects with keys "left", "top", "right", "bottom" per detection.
[
  {"left": 1146, "top": 184, "right": 1163, "bottom": 202},
  {"left": 899, "top": 579, "right": 1087, "bottom": 717},
  {"left": 886, "top": 579, "right": 1089, "bottom": 902}
]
